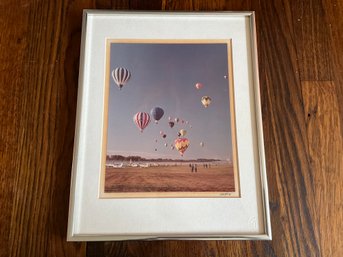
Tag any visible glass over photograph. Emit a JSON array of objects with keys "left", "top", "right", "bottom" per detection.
[{"left": 101, "top": 40, "right": 240, "bottom": 198}]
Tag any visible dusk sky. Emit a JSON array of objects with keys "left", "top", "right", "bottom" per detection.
[{"left": 107, "top": 43, "right": 233, "bottom": 160}]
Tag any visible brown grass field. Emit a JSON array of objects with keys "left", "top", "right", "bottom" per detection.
[{"left": 105, "top": 164, "right": 235, "bottom": 193}]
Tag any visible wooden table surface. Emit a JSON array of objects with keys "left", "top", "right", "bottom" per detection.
[{"left": 1, "top": 0, "right": 342, "bottom": 256}]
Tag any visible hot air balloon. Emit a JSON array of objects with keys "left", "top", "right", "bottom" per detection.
[
  {"left": 133, "top": 112, "right": 150, "bottom": 132},
  {"left": 164, "top": 143, "right": 168, "bottom": 147},
  {"left": 224, "top": 75, "right": 228, "bottom": 79},
  {"left": 201, "top": 96, "right": 212, "bottom": 108},
  {"left": 174, "top": 138, "right": 190, "bottom": 156},
  {"left": 179, "top": 129, "right": 187, "bottom": 137},
  {"left": 195, "top": 82, "right": 203, "bottom": 90},
  {"left": 168, "top": 116, "right": 172, "bottom": 121},
  {"left": 200, "top": 142, "right": 204, "bottom": 147},
  {"left": 181, "top": 120, "right": 185, "bottom": 124},
  {"left": 150, "top": 107, "right": 164, "bottom": 123},
  {"left": 163, "top": 134, "right": 167, "bottom": 139},
  {"left": 174, "top": 118, "right": 179, "bottom": 123},
  {"left": 171, "top": 145, "right": 175, "bottom": 150},
  {"left": 160, "top": 131, "right": 164, "bottom": 135},
  {"left": 168, "top": 121, "right": 175, "bottom": 128},
  {"left": 112, "top": 67, "right": 131, "bottom": 90}
]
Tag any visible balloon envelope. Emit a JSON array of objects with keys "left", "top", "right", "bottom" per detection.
[
  {"left": 179, "top": 129, "right": 187, "bottom": 137},
  {"left": 195, "top": 82, "right": 203, "bottom": 90},
  {"left": 201, "top": 96, "right": 212, "bottom": 108},
  {"left": 133, "top": 112, "right": 150, "bottom": 132},
  {"left": 174, "top": 138, "right": 190, "bottom": 156},
  {"left": 112, "top": 67, "right": 131, "bottom": 89},
  {"left": 150, "top": 107, "right": 164, "bottom": 122},
  {"left": 200, "top": 142, "right": 204, "bottom": 147},
  {"left": 168, "top": 121, "right": 175, "bottom": 128}
]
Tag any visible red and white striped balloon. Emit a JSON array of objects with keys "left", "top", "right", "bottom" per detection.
[{"left": 133, "top": 112, "right": 150, "bottom": 132}]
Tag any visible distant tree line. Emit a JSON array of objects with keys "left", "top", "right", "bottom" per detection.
[
  {"left": 106, "top": 155, "right": 221, "bottom": 162},
  {"left": 107, "top": 155, "right": 143, "bottom": 161}
]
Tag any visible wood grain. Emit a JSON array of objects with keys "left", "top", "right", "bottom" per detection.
[
  {"left": 321, "top": 0, "right": 343, "bottom": 138},
  {"left": 253, "top": 5, "right": 319, "bottom": 257},
  {"left": 302, "top": 82, "right": 343, "bottom": 256},
  {"left": 0, "top": 3, "right": 28, "bottom": 257},
  {"left": 0, "top": 0, "right": 90, "bottom": 256},
  {"left": 292, "top": 0, "right": 332, "bottom": 81},
  {"left": 0, "top": 0, "right": 342, "bottom": 256}
]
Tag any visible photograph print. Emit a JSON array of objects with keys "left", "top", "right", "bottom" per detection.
[{"left": 101, "top": 40, "right": 240, "bottom": 198}]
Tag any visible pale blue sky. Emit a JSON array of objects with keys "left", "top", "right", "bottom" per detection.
[{"left": 107, "top": 43, "right": 233, "bottom": 160}]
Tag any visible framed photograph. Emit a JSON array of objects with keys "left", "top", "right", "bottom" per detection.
[
  {"left": 101, "top": 39, "right": 240, "bottom": 199},
  {"left": 68, "top": 10, "right": 271, "bottom": 241}
]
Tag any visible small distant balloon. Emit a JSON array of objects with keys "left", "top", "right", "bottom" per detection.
[
  {"left": 179, "top": 129, "right": 187, "bottom": 137},
  {"left": 164, "top": 143, "right": 168, "bottom": 147},
  {"left": 175, "top": 118, "right": 179, "bottom": 123},
  {"left": 155, "top": 148, "right": 157, "bottom": 151},
  {"left": 201, "top": 96, "right": 212, "bottom": 108},
  {"left": 168, "top": 121, "right": 175, "bottom": 128},
  {"left": 160, "top": 131, "right": 164, "bottom": 135},
  {"left": 181, "top": 120, "right": 185, "bottom": 124},
  {"left": 195, "top": 82, "right": 203, "bottom": 90},
  {"left": 163, "top": 134, "right": 167, "bottom": 138},
  {"left": 168, "top": 116, "right": 172, "bottom": 121},
  {"left": 200, "top": 142, "right": 204, "bottom": 147},
  {"left": 224, "top": 75, "right": 228, "bottom": 79},
  {"left": 186, "top": 121, "right": 189, "bottom": 124}
]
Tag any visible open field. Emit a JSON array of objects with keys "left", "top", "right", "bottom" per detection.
[{"left": 105, "top": 164, "right": 235, "bottom": 193}]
